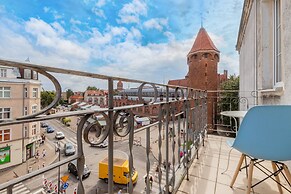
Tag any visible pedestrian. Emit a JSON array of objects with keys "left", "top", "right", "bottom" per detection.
[
  {"left": 163, "top": 160, "right": 166, "bottom": 169},
  {"left": 42, "top": 162, "right": 45, "bottom": 168},
  {"left": 155, "top": 165, "right": 160, "bottom": 177},
  {"left": 149, "top": 175, "right": 153, "bottom": 189},
  {"left": 117, "top": 189, "right": 122, "bottom": 194},
  {"left": 35, "top": 150, "right": 39, "bottom": 162},
  {"left": 42, "top": 149, "right": 46, "bottom": 158}
]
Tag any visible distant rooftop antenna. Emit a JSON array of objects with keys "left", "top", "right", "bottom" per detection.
[{"left": 25, "top": 57, "right": 30, "bottom": 62}]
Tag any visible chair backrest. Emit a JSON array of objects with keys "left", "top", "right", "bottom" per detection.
[{"left": 233, "top": 105, "right": 291, "bottom": 161}]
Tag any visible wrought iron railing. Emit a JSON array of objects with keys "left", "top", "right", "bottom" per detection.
[
  {"left": 207, "top": 90, "right": 257, "bottom": 136},
  {"left": 0, "top": 59, "right": 207, "bottom": 194}
]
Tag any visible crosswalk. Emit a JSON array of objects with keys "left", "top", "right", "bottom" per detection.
[
  {"left": 141, "top": 163, "right": 173, "bottom": 194},
  {"left": 0, "top": 183, "right": 31, "bottom": 194}
]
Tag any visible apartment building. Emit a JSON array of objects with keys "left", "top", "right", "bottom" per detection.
[
  {"left": 0, "top": 66, "right": 41, "bottom": 170},
  {"left": 237, "top": 0, "right": 290, "bottom": 108}
]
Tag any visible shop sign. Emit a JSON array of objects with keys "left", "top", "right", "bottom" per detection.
[{"left": 0, "top": 146, "right": 11, "bottom": 165}]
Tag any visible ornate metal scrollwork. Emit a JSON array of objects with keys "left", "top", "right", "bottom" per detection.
[
  {"left": 83, "top": 112, "right": 110, "bottom": 145},
  {"left": 17, "top": 68, "right": 61, "bottom": 120},
  {"left": 138, "top": 82, "right": 158, "bottom": 104},
  {"left": 231, "top": 96, "right": 249, "bottom": 109},
  {"left": 113, "top": 109, "right": 134, "bottom": 137},
  {"left": 187, "top": 88, "right": 195, "bottom": 99}
]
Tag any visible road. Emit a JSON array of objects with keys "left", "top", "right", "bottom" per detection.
[{"left": 22, "top": 119, "right": 158, "bottom": 194}]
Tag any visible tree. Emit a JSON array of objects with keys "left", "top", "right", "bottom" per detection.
[
  {"left": 41, "top": 91, "right": 56, "bottom": 108},
  {"left": 87, "top": 86, "right": 98, "bottom": 90},
  {"left": 66, "top": 89, "right": 74, "bottom": 99},
  {"left": 219, "top": 75, "right": 240, "bottom": 111},
  {"left": 217, "top": 75, "right": 240, "bottom": 135}
]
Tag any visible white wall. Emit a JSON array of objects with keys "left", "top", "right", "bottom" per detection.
[{"left": 239, "top": 2, "right": 257, "bottom": 111}]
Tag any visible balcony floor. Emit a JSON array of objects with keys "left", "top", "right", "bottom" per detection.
[{"left": 176, "top": 135, "right": 290, "bottom": 194}]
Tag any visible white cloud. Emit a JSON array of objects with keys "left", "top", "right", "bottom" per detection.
[
  {"left": 95, "top": 0, "right": 106, "bottom": 7},
  {"left": 51, "top": 22, "right": 65, "bottom": 35},
  {"left": 143, "top": 18, "right": 168, "bottom": 31},
  {"left": 25, "top": 18, "right": 89, "bottom": 61},
  {"left": 42, "top": 7, "right": 63, "bottom": 20},
  {"left": 86, "top": 28, "right": 112, "bottom": 48},
  {"left": 43, "top": 7, "right": 50, "bottom": 13},
  {"left": 219, "top": 54, "right": 239, "bottom": 75},
  {"left": 92, "top": 7, "right": 106, "bottom": 18},
  {"left": 70, "top": 18, "right": 82, "bottom": 25},
  {"left": 126, "top": 27, "right": 142, "bottom": 42},
  {"left": 117, "top": 0, "right": 147, "bottom": 24},
  {"left": 208, "top": 32, "right": 227, "bottom": 49}
]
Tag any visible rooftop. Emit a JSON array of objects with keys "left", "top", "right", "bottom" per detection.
[{"left": 188, "top": 27, "right": 220, "bottom": 55}]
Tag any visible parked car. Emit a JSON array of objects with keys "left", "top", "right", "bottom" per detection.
[
  {"left": 41, "top": 122, "right": 48, "bottom": 128},
  {"left": 64, "top": 142, "right": 75, "bottom": 156},
  {"left": 68, "top": 160, "right": 91, "bottom": 179},
  {"left": 90, "top": 139, "right": 108, "bottom": 148},
  {"left": 46, "top": 126, "right": 55, "bottom": 133},
  {"left": 55, "top": 131, "right": 65, "bottom": 140}
]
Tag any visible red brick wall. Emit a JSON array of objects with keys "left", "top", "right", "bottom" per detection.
[{"left": 187, "top": 52, "right": 219, "bottom": 129}]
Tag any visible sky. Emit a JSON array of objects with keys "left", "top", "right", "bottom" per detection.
[{"left": 0, "top": 0, "right": 243, "bottom": 91}]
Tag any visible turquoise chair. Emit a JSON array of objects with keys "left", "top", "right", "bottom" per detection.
[{"left": 230, "top": 105, "right": 291, "bottom": 194}]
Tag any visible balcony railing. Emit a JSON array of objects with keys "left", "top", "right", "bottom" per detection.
[
  {"left": 207, "top": 90, "right": 257, "bottom": 136},
  {"left": 0, "top": 59, "right": 208, "bottom": 194}
]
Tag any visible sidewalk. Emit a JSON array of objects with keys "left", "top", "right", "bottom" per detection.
[{"left": 0, "top": 141, "right": 58, "bottom": 184}]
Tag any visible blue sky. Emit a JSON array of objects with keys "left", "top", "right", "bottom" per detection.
[{"left": 0, "top": 0, "right": 243, "bottom": 90}]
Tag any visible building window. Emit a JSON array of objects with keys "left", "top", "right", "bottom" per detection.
[
  {"left": 24, "top": 126, "right": 28, "bottom": 138},
  {"left": 24, "top": 69, "right": 31, "bottom": 79},
  {"left": 0, "top": 69, "right": 7, "bottom": 77},
  {"left": 32, "top": 71, "right": 38, "bottom": 80},
  {"left": 274, "top": 0, "right": 281, "bottom": 84},
  {"left": 24, "top": 107, "right": 28, "bottom": 115},
  {"left": 32, "top": 105, "right": 37, "bottom": 114},
  {"left": 0, "top": 108, "right": 11, "bottom": 120},
  {"left": 0, "top": 129, "right": 11, "bottom": 142},
  {"left": 32, "top": 88, "right": 38, "bottom": 98},
  {"left": 32, "top": 124, "right": 37, "bottom": 135},
  {"left": 0, "top": 87, "right": 10, "bottom": 98},
  {"left": 24, "top": 88, "right": 28, "bottom": 98}
]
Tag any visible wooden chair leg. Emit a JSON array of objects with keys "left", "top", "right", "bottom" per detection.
[
  {"left": 230, "top": 154, "right": 245, "bottom": 188},
  {"left": 246, "top": 159, "right": 254, "bottom": 194},
  {"left": 271, "top": 162, "right": 283, "bottom": 194},
  {"left": 283, "top": 164, "right": 291, "bottom": 185}
]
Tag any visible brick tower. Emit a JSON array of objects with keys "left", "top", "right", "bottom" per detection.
[{"left": 187, "top": 27, "right": 220, "bottom": 129}]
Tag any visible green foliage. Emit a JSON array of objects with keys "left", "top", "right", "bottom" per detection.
[
  {"left": 41, "top": 91, "right": 56, "bottom": 108},
  {"left": 218, "top": 76, "right": 240, "bottom": 128},
  {"left": 219, "top": 76, "right": 240, "bottom": 111},
  {"left": 66, "top": 89, "right": 74, "bottom": 99},
  {"left": 87, "top": 86, "right": 98, "bottom": 90}
]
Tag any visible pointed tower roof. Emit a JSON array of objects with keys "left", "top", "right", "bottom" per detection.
[{"left": 188, "top": 27, "right": 219, "bottom": 55}]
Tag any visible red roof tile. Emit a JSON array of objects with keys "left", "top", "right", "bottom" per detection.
[
  {"left": 188, "top": 27, "right": 219, "bottom": 55},
  {"left": 69, "top": 95, "right": 84, "bottom": 100},
  {"left": 86, "top": 90, "right": 104, "bottom": 96}
]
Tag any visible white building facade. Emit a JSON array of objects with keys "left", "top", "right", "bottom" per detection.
[
  {"left": 0, "top": 66, "right": 41, "bottom": 170},
  {"left": 237, "top": 0, "right": 291, "bottom": 109}
]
